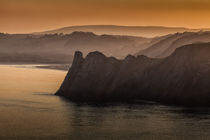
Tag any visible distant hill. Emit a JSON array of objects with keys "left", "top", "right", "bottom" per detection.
[
  {"left": 0, "top": 32, "right": 152, "bottom": 64},
  {"left": 136, "top": 31, "right": 210, "bottom": 58},
  {"left": 56, "top": 43, "right": 210, "bottom": 106},
  {"left": 33, "top": 25, "right": 207, "bottom": 38}
]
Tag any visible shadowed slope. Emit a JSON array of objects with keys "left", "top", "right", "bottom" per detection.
[
  {"left": 56, "top": 43, "right": 210, "bottom": 106},
  {"left": 137, "top": 31, "right": 210, "bottom": 58},
  {"left": 0, "top": 32, "right": 151, "bottom": 64}
]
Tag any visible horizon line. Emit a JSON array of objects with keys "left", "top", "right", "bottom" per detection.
[{"left": 2, "top": 24, "right": 210, "bottom": 35}]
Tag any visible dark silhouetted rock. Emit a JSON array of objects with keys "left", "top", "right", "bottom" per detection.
[{"left": 56, "top": 43, "right": 210, "bottom": 106}]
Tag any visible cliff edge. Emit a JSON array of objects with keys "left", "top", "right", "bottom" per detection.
[{"left": 56, "top": 43, "right": 210, "bottom": 106}]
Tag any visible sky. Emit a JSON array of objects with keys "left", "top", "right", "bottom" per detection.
[{"left": 1, "top": 0, "right": 210, "bottom": 33}]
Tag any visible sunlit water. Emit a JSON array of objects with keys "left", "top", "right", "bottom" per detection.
[{"left": 1, "top": 65, "right": 210, "bottom": 140}]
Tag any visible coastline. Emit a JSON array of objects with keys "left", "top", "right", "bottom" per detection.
[
  {"left": 0, "top": 63, "right": 70, "bottom": 71},
  {"left": 35, "top": 64, "right": 70, "bottom": 71}
]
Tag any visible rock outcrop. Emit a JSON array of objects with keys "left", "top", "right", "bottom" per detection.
[{"left": 56, "top": 43, "right": 210, "bottom": 106}]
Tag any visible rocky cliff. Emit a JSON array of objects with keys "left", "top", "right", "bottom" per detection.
[{"left": 56, "top": 43, "right": 210, "bottom": 106}]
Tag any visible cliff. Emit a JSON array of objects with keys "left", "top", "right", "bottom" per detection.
[{"left": 56, "top": 43, "right": 210, "bottom": 106}]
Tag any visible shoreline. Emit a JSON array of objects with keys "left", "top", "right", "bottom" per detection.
[
  {"left": 0, "top": 63, "right": 70, "bottom": 71},
  {"left": 35, "top": 64, "right": 70, "bottom": 71}
]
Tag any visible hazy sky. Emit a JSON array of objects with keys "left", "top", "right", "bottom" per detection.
[{"left": 1, "top": 0, "right": 210, "bottom": 33}]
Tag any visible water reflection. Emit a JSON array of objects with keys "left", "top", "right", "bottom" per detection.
[
  {"left": 60, "top": 100, "right": 210, "bottom": 140},
  {"left": 1, "top": 65, "right": 210, "bottom": 140}
]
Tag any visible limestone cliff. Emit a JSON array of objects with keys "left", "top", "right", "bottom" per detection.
[{"left": 56, "top": 43, "right": 210, "bottom": 106}]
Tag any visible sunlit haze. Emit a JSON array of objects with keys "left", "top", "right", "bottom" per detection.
[{"left": 1, "top": 0, "right": 210, "bottom": 33}]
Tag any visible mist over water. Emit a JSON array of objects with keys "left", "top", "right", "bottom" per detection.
[{"left": 1, "top": 65, "right": 210, "bottom": 140}]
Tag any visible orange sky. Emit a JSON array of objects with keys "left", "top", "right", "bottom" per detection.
[{"left": 1, "top": 0, "right": 210, "bottom": 33}]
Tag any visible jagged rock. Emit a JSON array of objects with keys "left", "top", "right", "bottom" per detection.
[{"left": 56, "top": 43, "right": 210, "bottom": 106}]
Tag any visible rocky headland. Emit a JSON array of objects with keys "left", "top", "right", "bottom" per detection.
[{"left": 56, "top": 43, "right": 210, "bottom": 106}]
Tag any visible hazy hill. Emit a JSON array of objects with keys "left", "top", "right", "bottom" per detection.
[
  {"left": 56, "top": 43, "right": 210, "bottom": 106},
  {"left": 137, "top": 31, "right": 210, "bottom": 58},
  {"left": 34, "top": 25, "right": 205, "bottom": 38},
  {"left": 0, "top": 32, "right": 151, "bottom": 64}
]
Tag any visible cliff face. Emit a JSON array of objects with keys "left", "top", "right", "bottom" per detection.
[{"left": 56, "top": 43, "right": 210, "bottom": 106}]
